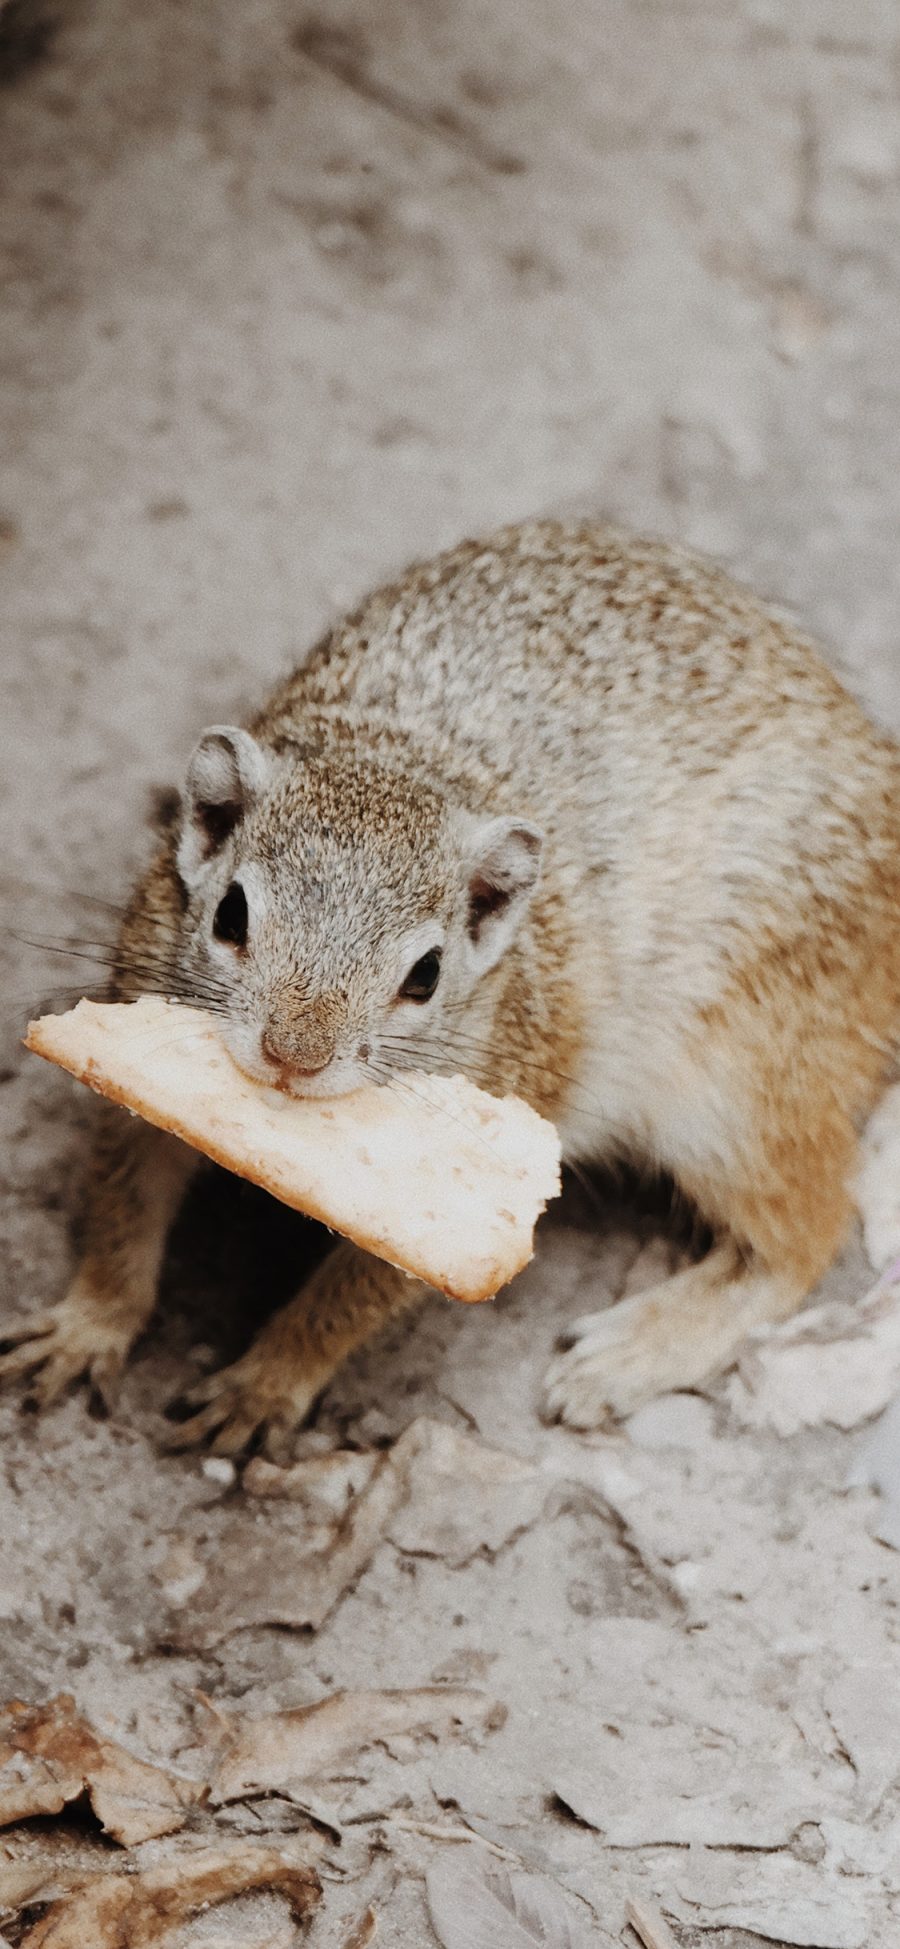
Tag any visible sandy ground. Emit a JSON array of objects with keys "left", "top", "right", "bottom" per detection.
[{"left": 2, "top": 1, "right": 900, "bottom": 1944}]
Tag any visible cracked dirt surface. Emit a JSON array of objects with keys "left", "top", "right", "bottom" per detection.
[{"left": 2, "top": 1, "right": 900, "bottom": 1943}]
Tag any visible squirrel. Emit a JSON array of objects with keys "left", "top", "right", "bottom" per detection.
[{"left": 5, "top": 517, "right": 900, "bottom": 1450}]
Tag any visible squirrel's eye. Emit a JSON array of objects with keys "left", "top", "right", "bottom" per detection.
[
  {"left": 399, "top": 948, "right": 442, "bottom": 1002},
  {"left": 213, "top": 881, "right": 248, "bottom": 949}
]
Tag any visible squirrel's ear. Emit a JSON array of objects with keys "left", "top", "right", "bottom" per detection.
[
  {"left": 177, "top": 727, "right": 271, "bottom": 886},
  {"left": 465, "top": 815, "right": 544, "bottom": 974}
]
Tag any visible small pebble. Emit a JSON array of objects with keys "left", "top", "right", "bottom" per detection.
[{"left": 201, "top": 1456, "right": 236, "bottom": 1486}]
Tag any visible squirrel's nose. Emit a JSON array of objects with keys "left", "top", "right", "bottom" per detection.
[
  {"left": 261, "top": 989, "right": 344, "bottom": 1076},
  {"left": 260, "top": 1030, "right": 329, "bottom": 1078}
]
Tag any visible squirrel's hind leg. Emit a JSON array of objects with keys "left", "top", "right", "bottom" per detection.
[
  {"left": 543, "top": 1095, "right": 857, "bottom": 1428},
  {"left": 542, "top": 1242, "right": 802, "bottom": 1427}
]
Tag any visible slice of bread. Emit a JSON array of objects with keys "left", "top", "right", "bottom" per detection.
[{"left": 25, "top": 998, "right": 561, "bottom": 1302}]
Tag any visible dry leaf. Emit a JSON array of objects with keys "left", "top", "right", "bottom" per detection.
[
  {"left": 551, "top": 1634, "right": 855, "bottom": 1853},
  {"left": 725, "top": 1278, "right": 900, "bottom": 1434},
  {"left": 426, "top": 1851, "right": 600, "bottom": 1949},
  {"left": 177, "top": 1434, "right": 414, "bottom": 1645},
  {"left": 554, "top": 1738, "right": 825, "bottom": 1850},
  {"left": 18, "top": 1840, "right": 321, "bottom": 1949},
  {"left": 0, "top": 1696, "right": 203, "bottom": 1845},
  {"left": 544, "top": 1611, "right": 859, "bottom": 1856},
  {"left": 0, "top": 1862, "right": 62, "bottom": 1911},
  {"left": 672, "top": 1845, "right": 870, "bottom": 1949},
  {"left": 387, "top": 1420, "right": 544, "bottom": 1566},
  {"left": 180, "top": 1417, "right": 539, "bottom": 1645},
  {"left": 212, "top": 1688, "right": 504, "bottom": 1801}
]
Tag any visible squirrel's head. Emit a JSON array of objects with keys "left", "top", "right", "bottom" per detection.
[{"left": 175, "top": 726, "right": 543, "bottom": 1097}]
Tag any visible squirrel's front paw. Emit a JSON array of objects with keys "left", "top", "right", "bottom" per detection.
[
  {"left": 0, "top": 1294, "right": 132, "bottom": 1411},
  {"left": 165, "top": 1348, "right": 328, "bottom": 1460}
]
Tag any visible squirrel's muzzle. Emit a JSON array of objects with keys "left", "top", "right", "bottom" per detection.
[{"left": 260, "top": 987, "right": 347, "bottom": 1078}]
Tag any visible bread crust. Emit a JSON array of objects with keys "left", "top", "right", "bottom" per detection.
[{"left": 25, "top": 998, "right": 561, "bottom": 1305}]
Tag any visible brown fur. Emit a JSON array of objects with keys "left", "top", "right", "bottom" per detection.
[{"left": 6, "top": 519, "right": 900, "bottom": 1442}]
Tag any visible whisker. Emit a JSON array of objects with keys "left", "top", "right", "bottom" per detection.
[
  {"left": 379, "top": 1027, "right": 637, "bottom": 1155},
  {"left": 0, "top": 873, "right": 130, "bottom": 919},
  {"left": 112, "top": 1023, "right": 233, "bottom": 1065},
  {"left": 368, "top": 1058, "right": 505, "bottom": 1165},
  {"left": 11, "top": 980, "right": 123, "bottom": 1009},
  {"left": 372, "top": 1068, "right": 481, "bottom": 1153},
  {"left": 15, "top": 993, "right": 232, "bottom": 1031},
  {"left": 12, "top": 934, "right": 231, "bottom": 1012},
  {"left": 111, "top": 972, "right": 232, "bottom": 1010},
  {"left": 381, "top": 1028, "right": 611, "bottom": 1125},
  {"left": 394, "top": 1026, "right": 594, "bottom": 1095},
  {"left": 10, "top": 968, "right": 231, "bottom": 1024},
  {"left": 9, "top": 962, "right": 220, "bottom": 1002},
  {"left": 383, "top": 1023, "right": 565, "bottom": 1069},
  {"left": 12, "top": 932, "right": 211, "bottom": 977}
]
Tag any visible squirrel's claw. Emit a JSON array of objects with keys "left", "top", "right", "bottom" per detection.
[
  {"left": 164, "top": 1352, "right": 318, "bottom": 1458},
  {"left": 0, "top": 1305, "right": 128, "bottom": 1412}
]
